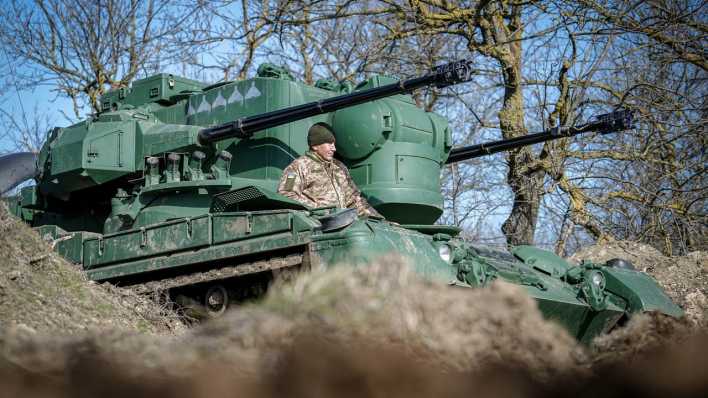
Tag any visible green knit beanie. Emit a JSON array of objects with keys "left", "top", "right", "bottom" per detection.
[{"left": 308, "top": 123, "right": 336, "bottom": 147}]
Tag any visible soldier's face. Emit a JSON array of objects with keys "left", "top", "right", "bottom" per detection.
[{"left": 312, "top": 141, "right": 336, "bottom": 161}]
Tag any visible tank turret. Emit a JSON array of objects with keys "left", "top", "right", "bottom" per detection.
[{"left": 13, "top": 60, "right": 472, "bottom": 231}]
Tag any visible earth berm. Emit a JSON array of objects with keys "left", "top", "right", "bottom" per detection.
[{"left": 1, "top": 203, "right": 706, "bottom": 397}]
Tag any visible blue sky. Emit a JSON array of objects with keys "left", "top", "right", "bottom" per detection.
[{"left": 0, "top": 44, "right": 75, "bottom": 153}]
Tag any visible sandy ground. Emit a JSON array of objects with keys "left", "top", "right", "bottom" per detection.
[{"left": 1, "top": 203, "right": 707, "bottom": 397}]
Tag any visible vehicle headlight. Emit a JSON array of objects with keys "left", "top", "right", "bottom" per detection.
[
  {"left": 590, "top": 271, "right": 605, "bottom": 289},
  {"left": 438, "top": 244, "right": 452, "bottom": 263}
]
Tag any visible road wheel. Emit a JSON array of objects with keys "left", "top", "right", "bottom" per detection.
[{"left": 204, "top": 285, "right": 229, "bottom": 317}]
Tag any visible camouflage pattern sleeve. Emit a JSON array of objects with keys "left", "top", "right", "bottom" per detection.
[
  {"left": 277, "top": 160, "right": 318, "bottom": 208},
  {"left": 336, "top": 161, "right": 385, "bottom": 219}
]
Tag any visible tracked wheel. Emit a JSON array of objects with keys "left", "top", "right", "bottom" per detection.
[{"left": 204, "top": 285, "right": 229, "bottom": 317}]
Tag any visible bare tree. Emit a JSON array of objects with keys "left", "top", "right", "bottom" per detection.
[
  {"left": 0, "top": 0, "right": 205, "bottom": 117},
  {"left": 181, "top": 1, "right": 281, "bottom": 82},
  {"left": 0, "top": 106, "right": 53, "bottom": 153},
  {"left": 570, "top": 44, "right": 705, "bottom": 254},
  {"left": 532, "top": 0, "right": 708, "bottom": 254},
  {"left": 575, "top": 0, "right": 707, "bottom": 72}
]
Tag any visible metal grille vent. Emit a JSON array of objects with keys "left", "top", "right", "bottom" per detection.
[{"left": 211, "top": 187, "right": 263, "bottom": 213}]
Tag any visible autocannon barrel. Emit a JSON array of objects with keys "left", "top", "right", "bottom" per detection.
[
  {"left": 445, "top": 110, "right": 634, "bottom": 164},
  {"left": 197, "top": 60, "right": 474, "bottom": 145}
]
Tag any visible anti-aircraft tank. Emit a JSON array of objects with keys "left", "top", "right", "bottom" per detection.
[{"left": 2, "top": 60, "right": 681, "bottom": 343}]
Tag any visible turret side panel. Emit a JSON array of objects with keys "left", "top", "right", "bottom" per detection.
[{"left": 42, "top": 121, "right": 137, "bottom": 194}]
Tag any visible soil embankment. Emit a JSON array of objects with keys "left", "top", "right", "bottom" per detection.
[
  {"left": 0, "top": 203, "right": 183, "bottom": 335},
  {"left": 1, "top": 203, "right": 706, "bottom": 397}
]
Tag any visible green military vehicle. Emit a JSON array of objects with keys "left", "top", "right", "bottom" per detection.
[{"left": 1, "top": 60, "right": 681, "bottom": 343}]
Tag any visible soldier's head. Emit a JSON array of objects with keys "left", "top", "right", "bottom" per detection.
[{"left": 308, "top": 123, "right": 336, "bottom": 161}]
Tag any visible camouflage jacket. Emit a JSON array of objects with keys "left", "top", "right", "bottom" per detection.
[{"left": 277, "top": 152, "right": 382, "bottom": 218}]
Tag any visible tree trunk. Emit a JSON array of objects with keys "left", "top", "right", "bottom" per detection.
[
  {"left": 495, "top": 27, "right": 544, "bottom": 247},
  {"left": 501, "top": 151, "right": 544, "bottom": 246}
]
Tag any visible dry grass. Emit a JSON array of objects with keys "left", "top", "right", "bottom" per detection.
[{"left": 0, "top": 202, "right": 184, "bottom": 335}]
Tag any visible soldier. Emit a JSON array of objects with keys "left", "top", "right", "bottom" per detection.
[{"left": 278, "top": 122, "right": 384, "bottom": 218}]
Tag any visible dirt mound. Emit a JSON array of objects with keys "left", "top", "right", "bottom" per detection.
[
  {"left": 2, "top": 202, "right": 706, "bottom": 397},
  {"left": 0, "top": 256, "right": 590, "bottom": 397},
  {"left": 0, "top": 203, "right": 183, "bottom": 335},
  {"left": 2, "top": 328, "right": 707, "bottom": 398},
  {"left": 190, "top": 256, "right": 581, "bottom": 376},
  {"left": 0, "top": 253, "right": 559, "bottom": 396},
  {"left": 237, "top": 332, "right": 708, "bottom": 398},
  {"left": 571, "top": 240, "right": 708, "bottom": 327},
  {"left": 588, "top": 312, "right": 694, "bottom": 367},
  {"left": 0, "top": 256, "right": 581, "bottom": 378}
]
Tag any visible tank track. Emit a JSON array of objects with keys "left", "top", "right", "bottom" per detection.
[{"left": 126, "top": 253, "right": 303, "bottom": 295}]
